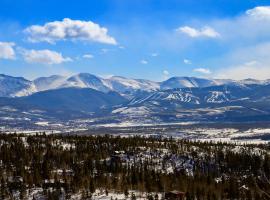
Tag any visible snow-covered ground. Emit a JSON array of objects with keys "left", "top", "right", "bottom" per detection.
[
  {"left": 2, "top": 117, "right": 270, "bottom": 144},
  {"left": 70, "top": 190, "right": 162, "bottom": 200},
  {"left": 93, "top": 122, "right": 270, "bottom": 144}
]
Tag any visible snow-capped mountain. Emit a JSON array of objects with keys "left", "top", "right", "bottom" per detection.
[
  {"left": 160, "top": 77, "right": 218, "bottom": 89},
  {"left": 31, "top": 73, "right": 270, "bottom": 97},
  {"left": 160, "top": 77, "right": 270, "bottom": 90},
  {"left": 65, "top": 73, "right": 111, "bottom": 92},
  {"left": 0, "top": 74, "right": 37, "bottom": 97},
  {"left": 1, "top": 76, "right": 270, "bottom": 127},
  {"left": 34, "top": 73, "right": 111, "bottom": 93},
  {"left": 34, "top": 75, "right": 67, "bottom": 91},
  {"left": 103, "top": 76, "right": 160, "bottom": 92},
  {"left": 128, "top": 84, "right": 260, "bottom": 106},
  {"left": 2, "top": 73, "right": 270, "bottom": 98},
  {"left": 108, "top": 84, "right": 270, "bottom": 125},
  {"left": 33, "top": 73, "right": 159, "bottom": 95}
]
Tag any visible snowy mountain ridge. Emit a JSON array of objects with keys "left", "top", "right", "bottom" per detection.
[
  {"left": 1, "top": 73, "right": 270, "bottom": 97},
  {"left": 0, "top": 74, "right": 37, "bottom": 97}
]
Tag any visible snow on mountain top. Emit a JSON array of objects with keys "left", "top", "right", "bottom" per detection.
[
  {"left": 34, "top": 75, "right": 67, "bottom": 91},
  {"left": 160, "top": 76, "right": 218, "bottom": 90},
  {"left": 0, "top": 74, "right": 37, "bottom": 97},
  {"left": 104, "top": 76, "right": 160, "bottom": 92},
  {"left": 2, "top": 73, "right": 270, "bottom": 98}
]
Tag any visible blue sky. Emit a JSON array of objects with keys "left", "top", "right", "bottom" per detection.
[{"left": 0, "top": 0, "right": 270, "bottom": 81}]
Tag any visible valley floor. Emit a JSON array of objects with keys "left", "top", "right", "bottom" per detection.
[{"left": 2, "top": 121, "right": 270, "bottom": 144}]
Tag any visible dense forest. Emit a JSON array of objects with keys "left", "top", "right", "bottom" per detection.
[{"left": 0, "top": 133, "right": 269, "bottom": 199}]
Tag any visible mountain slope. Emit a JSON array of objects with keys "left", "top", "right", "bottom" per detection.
[
  {"left": 0, "top": 74, "right": 36, "bottom": 97},
  {"left": 65, "top": 73, "right": 111, "bottom": 92},
  {"left": 2, "top": 81, "right": 270, "bottom": 126},
  {"left": 34, "top": 74, "right": 160, "bottom": 95},
  {"left": 0, "top": 88, "right": 127, "bottom": 114},
  {"left": 111, "top": 84, "right": 270, "bottom": 124},
  {"left": 160, "top": 77, "right": 218, "bottom": 90},
  {"left": 131, "top": 83, "right": 269, "bottom": 106},
  {"left": 34, "top": 75, "right": 67, "bottom": 91},
  {"left": 20, "top": 88, "right": 127, "bottom": 112},
  {"left": 34, "top": 73, "right": 111, "bottom": 93}
]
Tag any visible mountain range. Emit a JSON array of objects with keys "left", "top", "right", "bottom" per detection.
[
  {"left": 1, "top": 73, "right": 270, "bottom": 98},
  {"left": 1, "top": 73, "right": 270, "bottom": 128}
]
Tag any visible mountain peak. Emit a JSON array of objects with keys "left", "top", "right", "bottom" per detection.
[{"left": 2, "top": 73, "right": 270, "bottom": 98}]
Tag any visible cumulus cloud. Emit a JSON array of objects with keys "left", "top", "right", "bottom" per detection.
[
  {"left": 246, "top": 6, "right": 270, "bottom": 20},
  {"left": 193, "top": 68, "right": 211, "bottom": 74},
  {"left": 0, "top": 42, "right": 16, "bottom": 59},
  {"left": 151, "top": 53, "right": 159, "bottom": 57},
  {"left": 140, "top": 59, "right": 148, "bottom": 64},
  {"left": 183, "top": 59, "right": 192, "bottom": 64},
  {"left": 177, "top": 26, "right": 220, "bottom": 38},
  {"left": 83, "top": 54, "right": 94, "bottom": 59},
  {"left": 21, "top": 49, "right": 72, "bottom": 65},
  {"left": 24, "top": 18, "right": 117, "bottom": 45}
]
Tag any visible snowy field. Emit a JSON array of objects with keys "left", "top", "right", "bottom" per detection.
[
  {"left": 70, "top": 190, "right": 162, "bottom": 200},
  {"left": 2, "top": 117, "right": 270, "bottom": 144}
]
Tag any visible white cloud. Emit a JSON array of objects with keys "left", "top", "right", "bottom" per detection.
[
  {"left": 246, "top": 6, "right": 270, "bottom": 20},
  {"left": 24, "top": 18, "right": 117, "bottom": 45},
  {"left": 118, "top": 46, "right": 125, "bottom": 49},
  {"left": 177, "top": 26, "right": 220, "bottom": 38},
  {"left": 151, "top": 53, "right": 158, "bottom": 57},
  {"left": 163, "top": 70, "right": 169, "bottom": 76},
  {"left": 212, "top": 6, "right": 270, "bottom": 42},
  {"left": 243, "top": 60, "right": 258, "bottom": 66},
  {"left": 215, "top": 61, "right": 270, "bottom": 80},
  {"left": 0, "top": 42, "right": 16, "bottom": 59},
  {"left": 213, "top": 42, "right": 270, "bottom": 80},
  {"left": 140, "top": 59, "right": 148, "bottom": 64},
  {"left": 193, "top": 68, "right": 211, "bottom": 74},
  {"left": 21, "top": 49, "right": 72, "bottom": 65},
  {"left": 83, "top": 54, "right": 94, "bottom": 59},
  {"left": 163, "top": 70, "right": 170, "bottom": 80},
  {"left": 181, "top": 6, "right": 270, "bottom": 80},
  {"left": 183, "top": 59, "right": 192, "bottom": 64}
]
